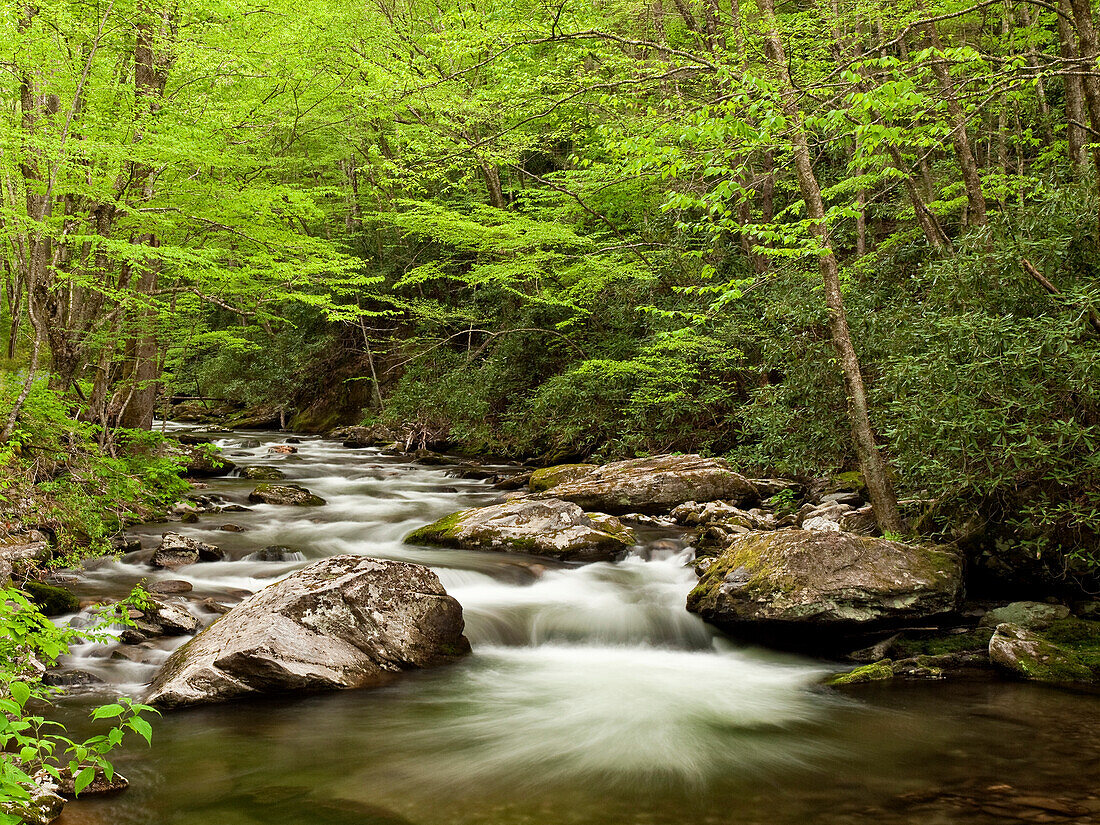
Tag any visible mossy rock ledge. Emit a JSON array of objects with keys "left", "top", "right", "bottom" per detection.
[
  {"left": 686, "top": 529, "right": 962, "bottom": 646},
  {"left": 988, "top": 621, "right": 1099, "bottom": 683},
  {"left": 146, "top": 555, "right": 469, "bottom": 708},
  {"left": 247, "top": 484, "right": 326, "bottom": 506},
  {"left": 530, "top": 454, "right": 759, "bottom": 514},
  {"left": 404, "top": 499, "right": 636, "bottom": 562}
]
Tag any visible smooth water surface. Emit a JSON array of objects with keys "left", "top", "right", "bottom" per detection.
[{"left": 55, "top": 427, "right": 1100, "bottom": 825}]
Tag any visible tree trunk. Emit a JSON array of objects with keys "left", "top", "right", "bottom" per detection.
[
  {"left": 1069, "top": 0, "right": 1100, "bottom": 216},
  {"left": 758, "top": 0, "right": 905, "bottom": 535},
  {"left": 1059, "top": 0, "right": 1089, "bottom": 170},
  {"left": 925, "top": 20, "right": 988, "bottom": 225}
]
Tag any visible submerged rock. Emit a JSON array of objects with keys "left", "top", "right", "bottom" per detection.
[
  {"left": 404, "top": 499, "right": 636, "bottom": 561},
  {"left": 531, "top": 454, "right": 759, "bottom": 514},
  {"left": 150, "top": 533, "right": 225, "bottom": 569},
  {"left": 686, "top": 529, "right": 962, "bottom": 642},
  {"left": 988, "top": 622, "right": 1095, "bottom": 683},
  {"left": 247, "top": 484, "right": 326, "bottom": 506},
  {"left": 244, "top": 545, "right": 305, "bottom": 562},
  {"left": 146, "top": 555, "right": 470, "bottom": 708}
]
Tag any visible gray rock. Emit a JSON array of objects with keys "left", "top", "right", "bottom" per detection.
[
  {"left": 979, "top": 601, "right": 1071, "bottom": 630},
  {"left": 988, "top": 622, "right": 1093, "bottom": 682},
  {"left": 670, "top": 501, "right": 774, "bottom": 530},
  {"left": 1, "top": 779, "right": 65, "bottom": 824},
  {"left": 821, "top": 491, "right": 864, "bottom": 507},
  {"left": 0, "top": 534, "right": 50, "bottom": 581},
  {"left": 247, "top": 484, "right": 325, "bottom": 506},
  {"left": 532, "top": 454, "right": 758, "bottom": 514},
  {"left": 150, "top": 533, "right": 224, "bottom": 568},
  {"left": 147, "top": 556, "right": 469, "bottom": 708},
  {"left": 687, "top": 529, "right": 962, "bottom": 633},
  {"left": 404, "top": 499, "right": 635, "bottom": 562},
  {"left": 171, "top": 442, "right": 236, "bottom": 478},
  {"left": 801, "top": 516, "right": 842, "bottom": 532}
]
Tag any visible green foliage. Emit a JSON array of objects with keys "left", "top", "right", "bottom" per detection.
[
  {"left": 0, "top": 587, "right": 157, "bottom": 821},
  {"left": 0, "top": 380, "right": 187, "bottom": 559}
]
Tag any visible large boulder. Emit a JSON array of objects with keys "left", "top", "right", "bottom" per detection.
[
  {"left": 146, "top": 555, "right": 469, "bottom": 708},
  {"left": 528, "top": 464, "right": 595, "bottom": 493},
  {"left": 150, "top": 532, "right": 224, "bottom": 569},
  {"left": 404, "top": 499, "right": 635, "bottom": 562},
  {"left": 532, "top": 454, "right": 758, "bottom": 514},
  {"left": 247, "top": 484, "right": 325, "bottom": 506},
  {"left": 988, "top": 622, "right": 1094, "bottom": 683},
  {"left": 0, "top": 533, "right": 51, "bottom": 581},
  {"left": 687, "top": 529, "right": 962, "bottom": 641}
]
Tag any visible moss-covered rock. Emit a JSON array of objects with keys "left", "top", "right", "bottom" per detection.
[
  {"left": 22, "top": 581, "right": 80, "bottom": 616},
  {"left": 239, "top": 466, "right": 286, "bottom": 481},
  {"left": 686, "top": 529, "right": 962, "bottom": 637},
  {"left": 826, "top": 659, "right": 895, "bottom": 686},
  {"left": 528, "top": 464, "right": 594, "bottom": 493},
  {"left": 988, "top": 622, "right": 1095, "bottom": 683},
  {"left": 403, "top": 499, "right": 636, "bottom": 562},
  {"left": 247, "top": 484, "right": 326, "bottom": 506}
]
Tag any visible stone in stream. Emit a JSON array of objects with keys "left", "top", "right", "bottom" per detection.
[
  {"left": 244, "top": 545, "right": 305, "bottom": 562},
  {"left": 145, "top": 555, "right": 469, "bottom": 708},
  {"left": 239, "top": 465, "right": 286, "bottom": 481},
  {"left": 150, "top": 532, "right": 225, "bottom": 569},
  {"left": 530, "top": 454, "right": 759, "bottom": 514},
  {"left": 686, "top": 529, "right": 962, "bottom": 647},
  {"left": 247, "top": 483, "right": 325, "bottom": 506},
  {"left": 268, "top": 444, "right": 297, "bottom": 454},
  {"left": 0, "top": 779, "right": 65, "bottom": 825},
  {"left": 403, "top": 499, "right": 636, "bottom": 562},
  {"left": 147, "top": 579, "right": 193, "bottom": 595}
]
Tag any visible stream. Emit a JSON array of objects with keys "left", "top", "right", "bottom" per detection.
[{"left": 51, "top": 426, "right": 1100, "bottom": 825}]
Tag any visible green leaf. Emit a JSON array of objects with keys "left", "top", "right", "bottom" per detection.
[
  {"left": 9, "top": 682, "right": 31, "bottom": 708},
  {"left": 128, "top": 716, "right": 153, "bottom": 745},
  {"left": 90, "top": 703, "right": 125, "bottom": 720},
  {"left": 73, "top": 766, "right": 96, "bottom": 796}
]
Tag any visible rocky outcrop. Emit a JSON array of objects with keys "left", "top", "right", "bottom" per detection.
[
  {"left": 120, "top": 597, "right": 199, "bottom": 643},
  {"left": 150, "top": 532, "right": 225, "bottom": 569},
  {"left": 686, "top": 529, "right": 962, "bottom": 641},
  {"left": 531, "top": 454, "right": 758, "bottom": 514},
  {"left": 988, "top": 622, "right": 1096, "bottom": 683},
  {"left": 247, "top": 484, "right": 326, "bottom": 506},
  {"left": 337, "top": 424, "right": 397, "bottom": 448},
  {"left": 1, "top": 532, "right": 51, "bottom": 581},
  {"left": 146, "top": 555, "right": 469, "bottom": 708},
  {"left": 404, "top": 499, "right": 635, "bottom": 561}
]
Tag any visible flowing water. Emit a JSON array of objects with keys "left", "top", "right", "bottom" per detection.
[{"left": 52, "top": 428, "right": 1100, "bottom": 825}]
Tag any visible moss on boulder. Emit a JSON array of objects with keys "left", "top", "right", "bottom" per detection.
[
  {"left": 989, "top": 622, "right": 1095, "bottom": 683},
  {"left": 528, "top": 464, "right": 594, "bottom": 493},
  {"left": 686, "top": 529, "right": 962, "bottom": 637},
  {"left": 403, "top": 499, "right": 635, "bottom": 562},
  {"left": 825, "top": 659, "right": 895, "bottom": 686},
  {"left": 23, "top": 582, "right": 80, "bottom": 616}
]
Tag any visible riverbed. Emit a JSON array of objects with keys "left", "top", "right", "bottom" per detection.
[{"left": 54, "top": 427, "right": 1100, "bottom": 824}]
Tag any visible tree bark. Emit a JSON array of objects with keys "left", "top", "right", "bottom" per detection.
[
  {"left": 1058, "top": 0, "right": 1089, "bottom": 170},
  {"left": 758, "top": 0, "right": 905, "bottom": 534},
  {"left": 1069, "top": 0, "right": 1100, "bottom": 214}
]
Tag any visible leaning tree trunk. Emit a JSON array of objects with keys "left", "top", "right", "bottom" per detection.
[{"left": 758, "top": 0, "right": 905, "bottom": 535}]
